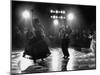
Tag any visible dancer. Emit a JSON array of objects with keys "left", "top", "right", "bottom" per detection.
[
  {"left": 23, "top": 18, "right": 51, "bottom": 63},
  {"left": 59, "top": 25, "right": 72, "bottom": 59}
]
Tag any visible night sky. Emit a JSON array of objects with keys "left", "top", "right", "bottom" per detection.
[{"left": 12, "top": 1, "right": 96, "bottom": 48}]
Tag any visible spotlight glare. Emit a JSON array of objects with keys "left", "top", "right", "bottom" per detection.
[
  {"left": 60, "top": 16, "right": 63, "bottom": 19},
  {"left": 56, "top": 10, "right": 58, "bottom": 13},
  {"left": 53, "top": 15, "right": 56, "bottom": 19},
  {"left": 51, "top": 16, "right": 53, "bottom": 18},
  {"left": 50, "top": 9, "right": 53, "bottom": 13},
  {"left": 61, "top": 11, "right": 63, "bottom": 13},
  {"left": 55, "top": 16, "right": 58, "bottom": 19},
  {"left": 22, "top": 10, "right": 31, "bottom": 20},
  {"left": 53, "top": 19, "right": 59, "bottom": 26},
  {"left": 67, "top": 13, "right": 74, "bottom": 20},
  {"left": 63, "top": 11, "right": 66, "bottom": 14}
]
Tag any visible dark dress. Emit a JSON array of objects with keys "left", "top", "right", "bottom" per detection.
[{"left": 23, "top": 30, "right": 50, "bottom": 61}]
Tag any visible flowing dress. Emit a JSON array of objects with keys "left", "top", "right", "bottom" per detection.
[{"left": 23, "top": 29, "right": 50, "bottom": 60}]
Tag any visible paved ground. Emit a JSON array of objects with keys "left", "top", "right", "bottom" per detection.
[{"left": 11, "top": 48, "right": 96, "bottom": 74}]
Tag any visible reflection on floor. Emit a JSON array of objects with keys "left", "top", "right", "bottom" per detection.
[{"left": 11, "top": 48, "right": 96, "bottom": 74}]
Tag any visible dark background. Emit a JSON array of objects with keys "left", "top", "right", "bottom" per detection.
[{"left": 12, "top": 1, "right": 96, "bottom": 49}]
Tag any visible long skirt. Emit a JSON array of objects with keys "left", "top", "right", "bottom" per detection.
[{"left": 23, "top": 39, "right": 51, "bottom": 60}]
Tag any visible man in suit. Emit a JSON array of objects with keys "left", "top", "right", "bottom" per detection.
[{"left": 59, "top": 25, "right": 72, "bottom": 59}]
